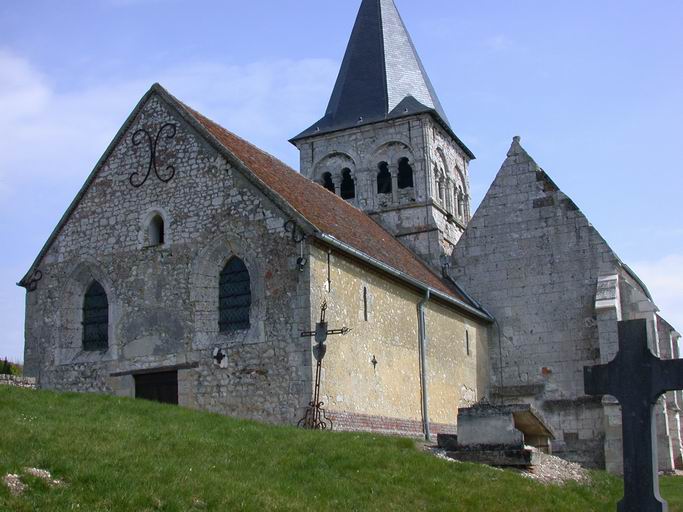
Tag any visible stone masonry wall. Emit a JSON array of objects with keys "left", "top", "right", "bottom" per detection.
[
  {"left": 0, "top": 375, "right": 37, "bottom": 389},
  {"left": 450, "top": 138, "right": 620, "bottom": 468},
  {"left": 23, "top": 91, "right": 312, "bottom": 425},
  {"left": 451, "top": 136, "right": 680, "bottom": 470}
]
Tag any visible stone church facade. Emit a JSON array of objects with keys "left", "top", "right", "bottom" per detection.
[
  {"left": 19, "top": 83, "right": 491, "bottom": 436},
  {"left": 19, "top": 0, "right": 681, "bottom": 472}
]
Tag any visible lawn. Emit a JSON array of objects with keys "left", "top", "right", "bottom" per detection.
[{"left": 0, "top": 387, "right": 680, "bottom": 511}]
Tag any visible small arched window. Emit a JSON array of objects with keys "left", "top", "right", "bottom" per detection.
[
  {"left": 149, "top": 214, "right": 165, "bottom": 246},
  {"left": 377, "top": 162, "right": 392, "bottom": 194},
  {"left": 82, "top": 281, "right": 109, "bottom": 351},
  {"left": 397, "top": 158, "right": 414, "bottom": 189},
  {"left": 340, "top": 168, "right": 355, "bottom": 200},
  {"left": 321, "top": 172, "right": 335, "bottom": 194},
  {"left": 219, "top": 257, "right": 251, "bottom": 332}
]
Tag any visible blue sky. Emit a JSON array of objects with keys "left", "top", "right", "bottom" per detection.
[{"left": 1, "top": 0, "right": 682, "bottom": 361}]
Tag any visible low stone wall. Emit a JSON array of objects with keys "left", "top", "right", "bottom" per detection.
[{"left": 0, "top": 375, "right": 37, "bottom": 389}]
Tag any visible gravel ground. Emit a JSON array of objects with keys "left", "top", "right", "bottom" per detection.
[
  {"left": 24, "top": 467, "right": 64, "bottom": 487},
  {"left": 3, "top": 474, "right": 26, "bottom": 496},
  {"left": 514, "top": 454, "right": 590, "bottom": 485},
  {"left": 3, "top": 468, "right": 64, "bottom": 496}
]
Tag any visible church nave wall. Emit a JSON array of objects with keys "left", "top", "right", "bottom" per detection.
[{"left": 306, "top": 243, "right": 489, "bottom": 436}]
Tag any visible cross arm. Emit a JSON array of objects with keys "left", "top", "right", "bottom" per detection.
[
  {"left": 584, "top": 363, "right": 611, "bottom": 397},
  {"left": 654, "top": 358, "right": 683, "bottom": 398},
  {"left": 327, "top": 327, "right": 351, "bottom": 336}
]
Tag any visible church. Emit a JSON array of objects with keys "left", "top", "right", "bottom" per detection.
[{"left": 19, "top": 0, "right": 681, "bottom": 473}]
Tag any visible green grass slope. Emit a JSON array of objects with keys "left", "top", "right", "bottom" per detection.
[{"left": 0, "top": 387, "right": 680, "bottom": 511}]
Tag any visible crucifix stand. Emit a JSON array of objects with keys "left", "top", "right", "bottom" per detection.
[
  {"left": 584, "top": 319, "right": 683, "bottom": 512},
  {"left": 298, "top": 301, "right": 350, "bottom": 430}
]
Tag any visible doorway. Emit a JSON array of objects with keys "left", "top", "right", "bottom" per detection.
[{"left": 134, "top": 371, "right": 178, "bottom": 405}]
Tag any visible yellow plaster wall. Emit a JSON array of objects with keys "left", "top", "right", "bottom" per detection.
[{"left": 308, "top": 244, "right": 490, "bottom": 427}]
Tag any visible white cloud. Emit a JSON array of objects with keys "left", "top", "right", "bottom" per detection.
[
  {"left": 0, "top": 49, "right": 337, "bottom": 362},
  {"left": 630, "top": 254, "right": 683, "bottom": 353},
  {"left": 0, "top": 50, "right": 337, "bottom": 199}
]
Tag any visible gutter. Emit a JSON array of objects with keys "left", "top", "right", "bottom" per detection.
[
  {"left": 316, "top": 233, "right": 493, "bottom": 322},
  {"left": 444, "top": 274, "right": 495, "bottom": 321},
  {"left": 418, "top": 289, "right": 431, "bottom": 441}
]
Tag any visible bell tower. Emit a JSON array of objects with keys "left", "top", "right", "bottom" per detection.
[{"left": 291, "top": 0, "right": 474, "bottom": 271}]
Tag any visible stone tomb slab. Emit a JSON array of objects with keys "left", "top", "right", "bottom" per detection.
[{"left": 439, "top": 403, "right": 555, "bottom": 468}]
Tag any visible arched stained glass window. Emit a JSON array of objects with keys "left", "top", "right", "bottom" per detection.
[
  {"left": 219, "top": 257, "right": 251, "bottom": 332},
  {"left": 82, "top": 281, "right": 109, "bottom": 351}
]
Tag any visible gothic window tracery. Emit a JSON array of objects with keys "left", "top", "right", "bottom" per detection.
[
  {"left": 377, "top": 162, "right": 392, "bottom": 194},
  {"left": 219, "top": 257, "right": 251, "bottom": 333},
  {"left": 340, "top": 168, "right": 355, "bottom": 200},
  {"left": 82, "top": 281, "right": 109, "bottom": 351}
]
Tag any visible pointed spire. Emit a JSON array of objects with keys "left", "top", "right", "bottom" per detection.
[{"left": 292, "top": 0, "right": 457, "bottom": 145}]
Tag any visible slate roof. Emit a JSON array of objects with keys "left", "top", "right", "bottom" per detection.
[{"left": 291, "top": 0, "right": 474, "bottom": 159}]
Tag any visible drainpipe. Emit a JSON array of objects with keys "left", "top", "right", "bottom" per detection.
[{"left": 418, "top": 289, "right": 431, "bottom": 441}]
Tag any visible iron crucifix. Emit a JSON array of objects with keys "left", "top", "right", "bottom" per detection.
[
  {"left": 298, "top": 301, "right": 351, "bottom": 430},
  {"left": 300, "top": 300, "right": 350, "bottom": 362},
  {"left": 584, "top": 319, "right": 683, "bottom": 512}
]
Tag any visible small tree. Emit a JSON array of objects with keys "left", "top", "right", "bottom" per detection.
[{"left": 0, "top": 358, "right": 10, "bottom": 375}]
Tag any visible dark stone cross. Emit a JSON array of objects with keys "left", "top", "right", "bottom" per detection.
[
  {"left": 213, "top": 348, "right": 226, "bottom": 367},
  {"left": 584, "top": 319, "right": 683, "bottom": 512}
]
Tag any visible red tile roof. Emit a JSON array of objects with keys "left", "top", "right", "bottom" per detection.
[{"left": 179, "top": 102, "right": 465, "bottom": 301}]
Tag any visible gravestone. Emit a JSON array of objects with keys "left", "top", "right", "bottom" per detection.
[{"left": 584, "top": 319, "right": 683, "bottom": 512}]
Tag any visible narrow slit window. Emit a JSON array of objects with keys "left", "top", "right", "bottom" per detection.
[
  {"left": 397, "top": 157, "right": 414, "bottom": 189},
  {"left": 363, "top": 286, "right": 368, "bottom": 321},
  {"left": 466, "top": 330, "right": 470, "bottom": 356},
  {"left": 377, "top": 162, "right": 392, "bottom": 194},
  {"left": 340, "top": 168, "right": 355, "bottom": 200},
  {"left": 149, "top": 214, "right": 165, "bottom": 246},
  {"left": 219, "top": 257, "right": 251, "bottom": 332},
  {"left": 82, "top": 281, "right": 109, "bottom": 351}
]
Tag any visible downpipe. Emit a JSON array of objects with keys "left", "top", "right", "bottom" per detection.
[{"left": 418, "top": 289, "right": 431, "bottom": 442}]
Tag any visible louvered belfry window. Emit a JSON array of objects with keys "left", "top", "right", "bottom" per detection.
[
  {"left": 219, "top": 257, "right": 251, "bottom": 332},
  {"left": 82, "top": 281, "right": 109, "bottom": 351}
]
